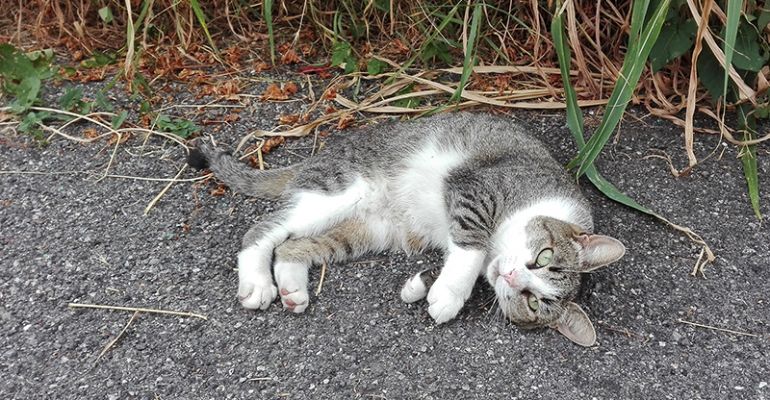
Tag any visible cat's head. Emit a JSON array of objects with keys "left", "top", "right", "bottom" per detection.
[{"left": 487, "top": 216, "right": 625, "bottom": 347}]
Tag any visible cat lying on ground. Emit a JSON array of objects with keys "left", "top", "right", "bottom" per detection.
[{"left": 188, "top": 112, "right": 625, "bottom": 346}]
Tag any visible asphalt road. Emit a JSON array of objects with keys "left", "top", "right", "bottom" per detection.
[{"left": 1, "top": 76, "right": 769, "bottom": 399}]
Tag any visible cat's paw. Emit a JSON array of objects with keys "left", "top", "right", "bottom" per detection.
[
  {"left": 426, "top": 282, "right": 464, "bottom": 324},
  {"left": 400, "top": 272, "right": 428, "bottom": 303},
  {"left": 237, "top": 246, "right": 278, "bottom": 310},
  {"left": 238, "top": 277, "right": 278, "bottom": 310},
  {"left": 279, "top": 288, "right": 309, "bottom": 313}
]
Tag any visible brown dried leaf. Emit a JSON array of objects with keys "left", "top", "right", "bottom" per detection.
[
  {"left": 83, "top": 128, "right": 99, "bottom": 139},
  {"left": 107, "top": 132, "right": 132, "bottom": 145},
  {"left": 322, "top": 88, "right": 337, "bottom": 101},
  {"left": 254, "top": 62, "right": 270, "bottom": 73},
  {"left": 278, "top": 114, "right": 300, "bottom": 125},
  {"left": 336, "top": 115, "right": 355, "bottom": 130},
  {"left": 178, "top": 68, "right": 205, "bottom": 80},
  {"left": 261, "top": 84, "right": 288, "bottom": 101},
  {"left": 298, "top": 43, "right": 316, "bottom": 58},
  {"left": 262, "top": 136, "right": 286, "bottom": 154},
  {"left": 210, "top": 184, "right": 228, "bottom": 197},
  {"left": 281, "top": 49, "right": 301, "bottom": 65},
  {"left": 247, "top": 156, "right": 260, "bottom": 169},
  {"left": 283, "top": 82, "right": 299, "bottom": 96}
]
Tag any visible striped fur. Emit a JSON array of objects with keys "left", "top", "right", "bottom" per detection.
[{"left": 191, "top": 112, "right": 625, "bottom": 346}]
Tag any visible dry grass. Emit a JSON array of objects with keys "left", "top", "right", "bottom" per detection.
[{"left": 5, "top": 1, "right": 765, "bottom": 143}]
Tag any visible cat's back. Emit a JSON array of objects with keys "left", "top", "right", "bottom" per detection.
[{"left": 310, "top": 112, "right": 551, "bottom": 168}]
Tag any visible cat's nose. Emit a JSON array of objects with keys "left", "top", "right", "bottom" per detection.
[{"left": 502, "top": 271, "right": 519, "bottom": 288}]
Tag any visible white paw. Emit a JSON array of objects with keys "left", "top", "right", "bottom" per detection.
[
  {"left": 238, "top": 275, "right": 277, "bottom": 310},
  {"left": 273, "top": 261, "right": 310, "bottom": 313},
  {"left": 237, "top": 247, "right": 277, "bottom": 310},
  {"left": 279, "top": 288, "right": 310, "bottom": 313},
  {"left": 400, "top": 273, "right": 428, "bottom": 303},
  {"left": 426, "top": 282, "right": 464, "bottom": 324}
]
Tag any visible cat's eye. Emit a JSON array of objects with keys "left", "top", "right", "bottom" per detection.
[
  {"left": 535, "top": 248, "right": 554, "bottom": 267},
  {"left": 527, "top": 293, "right": 540, "bottom": 312}
]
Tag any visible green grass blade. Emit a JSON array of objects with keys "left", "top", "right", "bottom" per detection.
[
  {"left": 737, "top": 103, "right": 763, "bottom": 219},
  {"left": 551, "top": 0, "right": 653, "bottom": 216},
  {"left": 451, "top": 2, "right": 483, "bottom": 102},
  {"left": 551, "top": 0, "right": 714, "bottom": 274},
  {"left": 722, "top": 0, "right": 741, "bottom": 100},
  {"left": 263, "top": 0, "right": 275, "bottom": 64},
  {"left": 569, "top": 0, "right": 670, "bottom": 177},
  {"left": 190, "top": 0, "right": 219, "bottom": 53},
  {"left": 550, "top": 3, "right": 584, "bottom": 144},
  {"left": 628, "top": 0, "right": 650, "bottom": 47},
  {"left": 385, "top": 3, "right": 462, "bottom": 84}
]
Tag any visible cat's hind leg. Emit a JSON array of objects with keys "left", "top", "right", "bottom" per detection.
[
  {"left": 273, "top": 218, "right": 375, "bottom": 313},
  {"left": 238, "top": 178, "right": 372, "bottom": 310}
]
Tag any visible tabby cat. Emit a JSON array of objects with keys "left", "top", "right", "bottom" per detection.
[{"left": 189, "top": 112, "right": 625, "bottom": 346}]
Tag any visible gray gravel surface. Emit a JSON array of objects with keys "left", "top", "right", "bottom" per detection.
[{"left": 1, "top": 75, "right": 769, "bottom": 400}]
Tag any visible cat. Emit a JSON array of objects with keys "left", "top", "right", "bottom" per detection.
[{"left": 188, "top": 112, "right": 626, "bottom": 347}]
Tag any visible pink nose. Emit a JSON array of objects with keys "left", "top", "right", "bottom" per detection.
[{"left": 502, "top": 271, "right": 517, "bottom": 287}]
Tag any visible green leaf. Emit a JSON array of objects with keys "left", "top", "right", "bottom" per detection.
[
  {"left": 80, "top": 51, "right": 116, "bottom": 68},
  {"left": 393, "top": 83, "right": 421, "bottom": 109},
  {"left": 0, "top": 43, "right": 35, "bottom": 81},
  {"left": 331, "top": 41, "right": 357, "bottom": 73},
  {"left": 331, "top": 41, "right": 352, "bottom": 66},
  {"left": 10, "top": 76, "right": 41, "bottom": 113},
  {"left": 94, "top": 91, "right": 114, "bottom": 112},
  {"left": 155, "top": 114, "right": 200, "bottom": 138},
  {"left": 696, "top": 47, "right": 725, "bottom": 101},
  {"left": 758, "top": 9, "right": 770, "bottom": 30},
  {"left": 731, "top": 21, "right": 768, "bottom": 72},
  {"left": 452, "top": 3, "right": 483, "bottom": 102},
  {"left": 366, "top": 59, "right": 388, "bottom": 76},
  {"left": 59, "top": 87, "right": 84, "bottom": 111},
  {"left": 98, "top": 6, "right": 114, "bottom": 23},
  {"left": 421, "top": 40, "right": 453, "bottom": 65},
  {"left": 111, "top": 110, "right": 128, "bottom": 130},
  {"left": 649, "top": 18, "right": 697, "bottom": 72},
  {"left": 373, "top": 0, "right": 390, "bottom": 12}
]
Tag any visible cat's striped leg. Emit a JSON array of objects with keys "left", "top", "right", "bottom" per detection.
[
  {"left": 273, "top": 219, "right": 374, "bottom": 313},
  {"left": 238, "top": 179, "right": 373, "bottom": 310}
]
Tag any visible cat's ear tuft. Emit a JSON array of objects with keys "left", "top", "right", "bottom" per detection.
[
  {"left": 552, "top": 302, "right": 596, "bottom": 347},
  {"left": 575, "top": 233, "right": 625, "bottom": 272}
]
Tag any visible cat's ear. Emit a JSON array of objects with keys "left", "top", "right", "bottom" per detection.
[
  {"left": 575, "top": 233, "right": 626, "bottom": 272},
  {"left": 552, "top": 302, "right": 596, "bottom": 347}
]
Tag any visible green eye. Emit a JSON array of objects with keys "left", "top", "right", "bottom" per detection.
[
  {"left": 536, "top": 248, "right": 554, "bottom": 267},
  {"left": 527, "top": 293, "right": 540, "bottom": 312}
]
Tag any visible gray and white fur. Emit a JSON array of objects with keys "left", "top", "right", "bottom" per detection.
[{"left": 189, "top": 112, "right": 625, "bottom": 347}]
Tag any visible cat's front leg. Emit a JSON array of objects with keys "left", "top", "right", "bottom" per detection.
[
  {"left": 426, "top": 242, "right": 486, "bottom": 324},
  {"left": 238, "top": 218, "right": 291, "bottom": 310}
]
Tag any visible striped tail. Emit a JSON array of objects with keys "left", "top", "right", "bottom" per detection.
[{"left": 188, "top": 140, "right": 296, "bottom": 199}]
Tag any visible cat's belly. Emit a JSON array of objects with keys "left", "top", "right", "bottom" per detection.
[{"left": 386, "top": 143, "right": 465, "bottom": 251}]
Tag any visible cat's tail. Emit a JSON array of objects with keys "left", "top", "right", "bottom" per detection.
[{"left": 187, "top": 140, "right": 296, "bottom": 198}]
